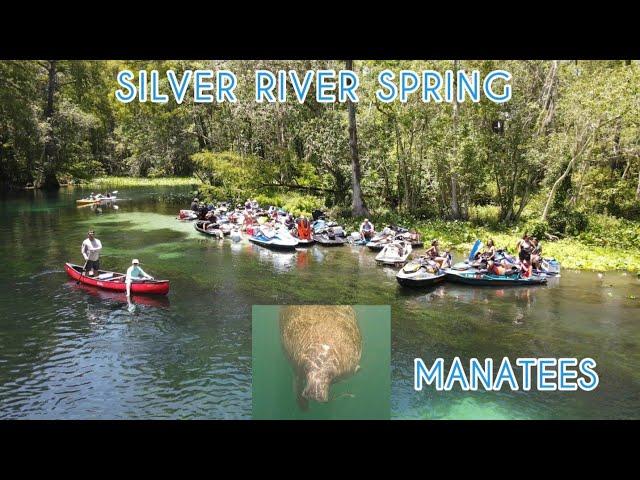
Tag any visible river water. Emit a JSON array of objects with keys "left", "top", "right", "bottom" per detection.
[{"left": 0, "top": 186, "right": 638, "bottom": 419}]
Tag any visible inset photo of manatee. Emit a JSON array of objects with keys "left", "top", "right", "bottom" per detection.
[{"left": 252, "top": 305, "right": 390, "bottom": 420}]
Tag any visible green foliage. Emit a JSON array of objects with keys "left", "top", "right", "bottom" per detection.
[
  {"left": 524, "top": 219, "right": 549, "bottom": 239},
  {"left": 191, "top": 150, "right": 258, "bottom": 201},
  {"left": 576, "top": 214, "right": 640, "bottom": 250},
  {"left": 2, "top": 59, "right": 640, "bottom": 272}
]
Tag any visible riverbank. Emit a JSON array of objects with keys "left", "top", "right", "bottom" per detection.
[
  {"left": 79, "top": 176, "right": 199, "bottom": 188},
  {"left": 338, "top": 216, "right": 640, "bottom": 273}
]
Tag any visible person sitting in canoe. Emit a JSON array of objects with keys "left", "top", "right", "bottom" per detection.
[
  {"left": 190, "top": 198, "right": 199, "bottom": 211},
  {"left": 360, "top": 219, "right": 375, "bottom": 241},
  {"left": 125, "top": 259, "right": 154, "bottom": 297},
  {"left": 81, "top": 229, "right": 102, "bottom": 277}
]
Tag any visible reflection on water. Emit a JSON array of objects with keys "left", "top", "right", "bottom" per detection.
[{"left": 0, "top": 186, "right": 639, "bottom": 419}]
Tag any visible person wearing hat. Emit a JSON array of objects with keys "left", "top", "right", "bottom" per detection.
[
  {"left": 125, "top": 259, "right": 154, "bottom": 297},
  {"left": 81, "top": 229, "right": 102, "bottom": 277}
]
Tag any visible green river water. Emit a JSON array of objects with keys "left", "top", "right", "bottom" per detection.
[{"left": 0, "top": 186, "right": 638, "bottom": 419}]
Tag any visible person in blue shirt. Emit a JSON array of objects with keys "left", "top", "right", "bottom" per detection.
[{"left": 125, "top": 258, "right": 154, "bottom": 297}]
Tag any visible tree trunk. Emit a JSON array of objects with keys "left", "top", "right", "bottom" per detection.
[
  {"left": 346, "top": 60, "right": 369, "bottom": 217},
  {"left": 41, "top": 60, "right": 59, "bottom": 189},
  {"left": 636, "top": 166, "right": 640, "bottom": 200},
  {"left": 542, "top": 133, "right": 592, "bottom": 221},
  {"left": 450, "top": 60, "right": 461, "bottom": 219}
]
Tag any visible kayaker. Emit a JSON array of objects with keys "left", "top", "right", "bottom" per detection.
[
  {"left": 486, "top": 258, "right": 517, "bottom": 276},
  {"left": 190, "top": 197, "right": 199, "bottom": 211},
  {"left": 530, "top": 238, "right": 542, "bottom": 270},
  {"left": 125, "top": 259, "right": 154, "bottom": 297},
  {"left": 520, "top": 259, "right": 532, "bottom": 278},
  {"left": 296, "top": 217, "right": 312, "bottom": 240},
  {"left": 479, "top": 239, "right": 496, "bottom": 261},
  {"left": 486, "top": 259, "right": 506, "bottom": 276},
  {"left": 516, "top": 232, "right": 533, "bottom": 263},
  {"left": 425, "top": 240, "right": 439, "bottom": 258},
  {"left": 360, "top": 219, "right": 375, "bottom": 241},
  {"left": 81, "top": 229, "right": 102, "bottom": 277}
]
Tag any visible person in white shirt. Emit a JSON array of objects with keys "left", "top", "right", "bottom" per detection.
[
  {"left": 125, "top": 259, "right": 154, "bottom": 297},
  {"left": 81, "top": 230, "right": 102, "bottom": 276},
  {"left": 359, "top": 218, "right": 375, "bottom": 241}
]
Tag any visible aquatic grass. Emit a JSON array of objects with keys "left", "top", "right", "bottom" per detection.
[{"left": 80, "top": 176, "right": 199, "bottom": 188}]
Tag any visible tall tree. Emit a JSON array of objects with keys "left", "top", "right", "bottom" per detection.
[
  {"left": 40, "top": 60, "right": 59, "bottom": 189},
  {"left": 449, "top": 60, "right": 461, "bottom": 219},
  {"left": 346, "top": 60, "right": 369, "bottom": 217}
]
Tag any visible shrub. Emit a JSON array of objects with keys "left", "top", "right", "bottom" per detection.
[{"left": 524, "top": 219, "right": 549, "bottom": 239}]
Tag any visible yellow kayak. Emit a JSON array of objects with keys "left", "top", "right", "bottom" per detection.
[{"left": 76, "top": 199, "right": 99, "bottom": 205}]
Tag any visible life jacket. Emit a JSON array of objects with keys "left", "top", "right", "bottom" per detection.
[{"left": 296, "top": 218, "right": 311, "bottom": 240}]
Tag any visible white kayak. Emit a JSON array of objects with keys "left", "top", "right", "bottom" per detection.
[{"left": 375, "top": 240, "right": 412, "bottom": 266}]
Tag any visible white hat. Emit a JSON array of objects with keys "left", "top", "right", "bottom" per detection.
[{"left": 132, "top": 259, "right": 140, "bottom": 264}]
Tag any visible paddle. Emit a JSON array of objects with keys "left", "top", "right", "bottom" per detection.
[{"left": 77, "top": 260, "right": 88, "bottom": 284}]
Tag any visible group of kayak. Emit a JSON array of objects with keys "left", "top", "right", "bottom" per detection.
[
  {"left": 396, "top": 237, "right": 560, "bottom": 288},
  {"left": 181, "top": 199, "right": 560, "bottom": 289},
  {"left": 181, "top": 198, "right": 350, "bottom": 250},
  {"left": 66, "top": 194, "right": 560, "bottom": 300},
  {"left": 76, "top": 191, "right": 118, "bottom": 206}
]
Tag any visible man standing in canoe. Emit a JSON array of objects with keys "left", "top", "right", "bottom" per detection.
[
  {"left": 125, "top": 259, "right": 154, "bottom": 297},
  {"left": 81, "top": 229, "right": 102, "bottom": 277}
]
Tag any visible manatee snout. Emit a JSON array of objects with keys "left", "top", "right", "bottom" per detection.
[{"left": 302, "top": 370, "right": 331, "bottom": 403}]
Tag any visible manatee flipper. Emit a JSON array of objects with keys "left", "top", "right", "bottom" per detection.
[{"left": 331, "top": 392, "right": 356, "bottom": 401}]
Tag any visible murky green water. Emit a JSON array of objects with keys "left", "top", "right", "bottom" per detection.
[
  {"left": 0, "top": 186, "right": 638, "bottom": 419},
  {"left": 252, "top": 305, "right": 391, "bottom": 420}
]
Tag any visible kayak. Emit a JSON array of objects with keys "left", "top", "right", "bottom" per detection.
[
  {"left": 295, "top": 238, "right": 316, "bottom": 247},
  {"left": 71, "top": 282, "right": 171, "bottom": 308},
  {"left": 313, "top": 233, "right": 345, "bottom": 246},
  {"left": 249, "top": 227, "right": 299, "bottom": 251},
  {"left": 366, "top": 233, "right": 394, "bottom": 251},
  {"left": 395, "top": 232, "right": 423, "bottom": 249},
  {"left": 444, "top": 268, "right": 547, "bottom": 286},
  {"left": 76, "top": 195, "right": 117, "bottom": 205},
  {"left": 396, "top": 260, "right": 446, "bottom": 288},
  {"left": 64, "top": 263, "right": 170, "bottom": 295},
  {"left": 375, "top": 240, "right": 412, "bottom": 266},
  {"left": 540, "top": 258, "right": 561, "bottom": 276},
  {"left": 177, "top": 209, "right": 198, "bottom": 221},
  {"left": 194, "top": 220, "right": 223, "bottom": 238}
]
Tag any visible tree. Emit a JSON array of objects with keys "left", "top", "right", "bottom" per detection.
[{"left": 346, "top": 60, "right": 369, "bottom": 217}]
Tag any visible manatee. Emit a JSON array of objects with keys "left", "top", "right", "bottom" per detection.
[{"left": 279, "top": 305, "right": 362, "bottom": 406}]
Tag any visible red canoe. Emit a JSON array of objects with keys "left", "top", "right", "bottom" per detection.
[{"left": 64, "top": 263, "right": 170, "bottom": 295}]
